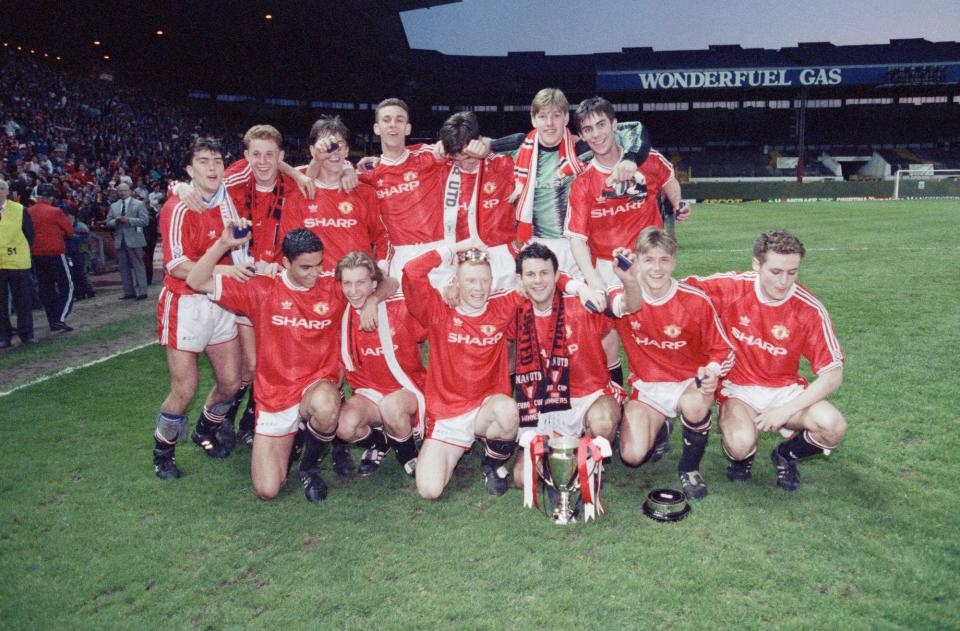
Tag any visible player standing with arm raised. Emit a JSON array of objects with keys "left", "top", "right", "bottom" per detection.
[{"left": 685, "top": 230, "right": 846, "bottom": 492}]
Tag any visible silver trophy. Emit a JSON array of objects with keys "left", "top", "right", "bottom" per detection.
[{"left": 541, "top": 435, "right": 581, "bottom": 524}]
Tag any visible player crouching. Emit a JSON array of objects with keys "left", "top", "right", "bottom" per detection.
[
  {"left": 609, "top": 228, "right": 735, "bottom": 499},
  {"left": 336, "top": 252, "right": 424, "bottom": 477},
  {"left": 686, "top": 230, "right": 846, "bottom": 492},
  {"left": 188, "top": 227, "right": 394, "bottom": 502}
]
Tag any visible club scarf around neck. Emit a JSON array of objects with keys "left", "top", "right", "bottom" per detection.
[
  {"left": 443, "top": 159, "right": 483, "bottom": 243},
  {"left": 511, "top": 128, "right": 583, "bottom": 244},
  {"left": 202, "top": 183, "right": 250, "bottom": 267},
  {"left": 514, "top": 290, "right": 571, "bottom": 426}
]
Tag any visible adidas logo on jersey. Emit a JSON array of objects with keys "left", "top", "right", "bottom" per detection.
[
  {"left": 731, "top": 326, "right": 787, "bottom": 356},
  {"left": 376, "top": 180, "right": 420, "bottom": 199},
  {"left": 304, "top": 217, "right": 358, "bottom": 229},
  {"left": 590, "top": 199, "right": 644, "bottom": 218},
  {"left": 271, "top": 315, "right": 332, "bottom": 330},
  {"left": 281, "top": 300, "right": 292, "bottom": 310}
]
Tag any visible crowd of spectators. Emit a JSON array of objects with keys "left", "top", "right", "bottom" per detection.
[{"left": 1, "top": 51, "right": 242, "bottom": 230}]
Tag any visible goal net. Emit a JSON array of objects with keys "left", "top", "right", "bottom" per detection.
[{"left": 893, "top": 167, "right": 960, "bottom": 200}]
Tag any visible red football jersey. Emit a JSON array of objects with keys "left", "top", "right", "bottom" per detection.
[
  {"left": 446, "top": 154, "right": 516, "bottom": 246},
  {"left": 223, "top": 158, "right": 297, "bottom": 264},
  {"left": 359, "top": 145, "right": 446, "bottom": 246},
  {"left": 160, "top": 196, "right": 231, "bottom": 296},
  {"left": 684, "top": 272, "right": 844, "bottom": 387},
  {"left": 341, "top": 297, "right": 426, "bottom": 394},
  {"left": 565, "top": 149, "right": 673, "bottom": 263},
  {"left": 402, "top": 248, "right": 523, "bottom": 418},
  {"left": 213, "top": 271, "right": 346, "bottom": 412},
  {"left": 612, "top": 280, "right": 735, "bottom": 382},
  {"left": 527, "top": 294, "right": 612, "bottom": 398},
  {"left": 280, "top": 182, "right": 388, "bottom": 272}
]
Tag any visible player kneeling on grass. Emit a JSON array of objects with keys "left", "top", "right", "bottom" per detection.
[
  {"left": 187, "top": 226, "right": 395, "bottom": 502},
  {"left": 336, "top": 252, "right": 425, "bottom": 478},
  {"left": 609, "top": 228, "right": 734, "bottom": 499},
  {"left": 511, "top": 242, "right": 623, "bottom": 489},
  {"left": 685, "top": 230, "right": 846, "bottom": 492}
]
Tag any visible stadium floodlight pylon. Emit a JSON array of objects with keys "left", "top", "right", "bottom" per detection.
[{"left": 892, "top": 168, "right": 960, "bottom": 200}]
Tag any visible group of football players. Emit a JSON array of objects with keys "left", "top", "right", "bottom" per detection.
[{"left": 150, "top": 88, "right": 846, "bottom": 505}]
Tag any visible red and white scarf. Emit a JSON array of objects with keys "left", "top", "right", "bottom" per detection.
[
  {"left": 511, "top": 128, "right": 584, "bottom": 244},
  {"left": 443, "top": 161, "right": 483, "bottom": 243}
]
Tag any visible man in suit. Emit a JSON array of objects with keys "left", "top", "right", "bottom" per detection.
[{"left": 106, "top": 183, "right": 149, "bottom": 300}]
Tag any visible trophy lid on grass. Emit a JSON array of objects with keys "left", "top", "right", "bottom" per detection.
[{"left": 642, "top": 488, "right": 691, "bottom": 522}]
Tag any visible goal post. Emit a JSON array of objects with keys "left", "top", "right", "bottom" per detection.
[{"left": 893, "top": 168, "right": 960, "bottom": 200}]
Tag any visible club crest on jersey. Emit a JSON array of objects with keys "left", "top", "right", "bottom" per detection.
[
  {"left": 483, "top": 181, "right": 496, "bottom": 195},
  {"left": 771, "top": 324, "right": 790, "bottom": 340},
  {"left": 480, "top": 324, "right": 496, "bottom": 336},
  {"left": 403, "top": 171, "right": 417, "bottom": 182},
  {"left": 313, "top": 302, "right": 330, "bottom": 316},
  {"left": 338, "top": 201, "right": 353, "bottom": 215},
  {"left": 308, "top": 204, "right": 318, "bottom": 214},
  {"left": 664, "top": 324, "right": 682, "bottom": 338},
  {"left": 739, "top": 315, "right": 751, "bottom": 327},
  {"left": 281, "top": 300, "right": 293, "bottom": 310},
  {"left": 565, "top": 324, "right": 573, "bottom": 339}
]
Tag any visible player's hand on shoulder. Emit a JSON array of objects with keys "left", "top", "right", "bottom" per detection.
[
  {"left": 176, "top": 183, "right": 204, "bottom": 212},
  {"left": 293, "top": 170, "right": 316, "bottom": 200},
  {"left": 358, "top": 299, "right": 378, "bottom": 331}
]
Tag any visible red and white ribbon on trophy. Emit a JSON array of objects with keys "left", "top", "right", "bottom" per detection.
[
  {"left": 578, "top": 436, "right": 612, "bottom": 522},
  {"left": 519, "top": 432, "right": 548, "bottom": 510}
]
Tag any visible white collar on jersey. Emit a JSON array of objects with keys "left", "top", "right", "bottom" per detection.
[
  {"left": 455, "top": 302, "right": 488, "bottom": 317},
  {"left": 255, "top": 181, "right": 276, "bottom": 193},
  {"left": 533, "top": 304, "right": 553, "bottom": 316},
  {"left": 281, "top": 269, "right": 310, "bottom": 292},
  {"left": 753, "top": 275, "right": 797, "bottom": 306},
  {"left": 379, "top": 149, "right": 410, "bottom": 166},
  {"left": 589, "top": 147, "right": 625, "bottom": 173},
  {"left": 642, "top": 278, "right": 679, "bottom": 305},
  {"left": 311, "top": 179, "right": 341, "bottom": 190}
]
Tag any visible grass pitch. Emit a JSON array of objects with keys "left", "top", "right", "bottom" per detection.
[{"left": 1, "top": 200, "right": 957, "bottom": 630}]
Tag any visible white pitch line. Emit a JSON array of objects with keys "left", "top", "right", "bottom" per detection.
[{"left": 0, "top": 340, "right": 156, "bottom": 398}]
